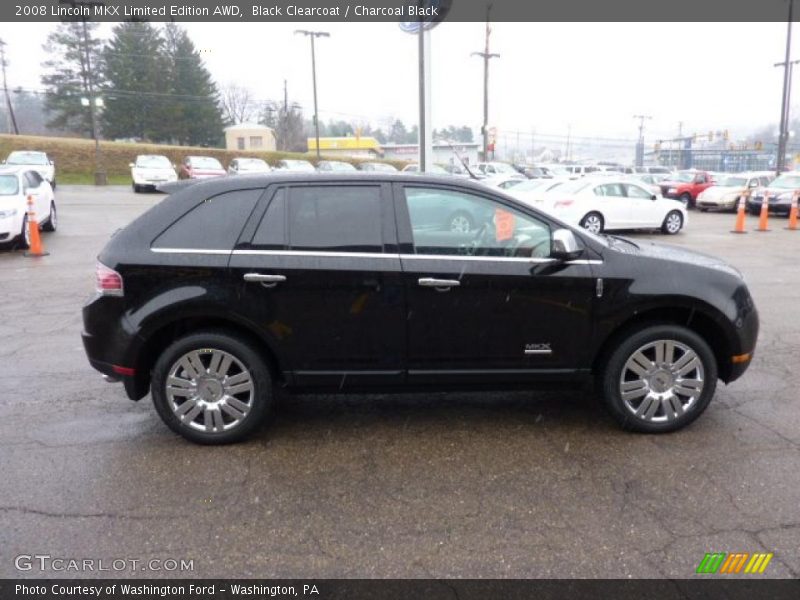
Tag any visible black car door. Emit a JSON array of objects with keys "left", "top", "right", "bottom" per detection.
[
  {"left": 393, "top": 182, "right": 596, "bottom": 386},
  {"left": 228, "top": 182, "right": 406, "bottom": 388}
]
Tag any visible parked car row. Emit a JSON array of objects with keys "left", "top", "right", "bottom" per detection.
[{"left": 0, "top": 165, "right": 57, "bottom": 248}]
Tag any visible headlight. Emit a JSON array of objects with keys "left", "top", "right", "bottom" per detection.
[
  {"left": 0, "top": 208, "right": 18, "bottom": 218},
  {"left": 778, "top": 192, "right": 793, "bottom": 201},
  {"left": 668, "top": 187, "right": 677, "bottom": 194}
]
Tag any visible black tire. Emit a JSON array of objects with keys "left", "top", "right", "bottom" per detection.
[
  {"left": 699, "top": 207, "right": 708, "bottom": 212},
  {"left": 42, "top": 202, "right": 57, "bottom": 232},
  {"left": 132, "top": 183, "right": 140, "bottom": 193},
  {"left": 579, "top": 211, "right": 604, "bottom": 234},
  {"left": 599, "top": 324, "right": 717, "bottom": 433},
  {"left": 51, "top": 179, "right": 56, "bottom": 191},
  {"left": 679, "top": 193, "right": 692, "bottom": 208},
  {"left": 660, "top": 210, "right": 683, "bottom": 235},
  {"left": 19, "top": 214, "right": 30, "bottom": 249},
  {"left": 448, "top": 210, "right": 474, "bottom": 233},
  {"left": 151, "top": 331, "right": 273, "bottom": 444}
]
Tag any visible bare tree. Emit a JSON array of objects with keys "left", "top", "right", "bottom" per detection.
[{"left": 220, "top": 84, "right": 255, "bottom": 125}]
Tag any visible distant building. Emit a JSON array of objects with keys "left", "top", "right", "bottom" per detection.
[
  {"left": 224, "top": 123, "right": 277, "bottom": 152},
  {"left": 308, "top": 136, "right": 383, "bottom": 158},
  {"left": 382, "top": 142, "right": 480, "bottom": 166}
]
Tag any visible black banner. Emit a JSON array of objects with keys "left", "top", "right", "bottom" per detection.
[
  {"left": 3, "top": 0, "right": 800, "bottom": 23},
  {"left": 3, "top": 580, "right": 800, "bottom": 600}
]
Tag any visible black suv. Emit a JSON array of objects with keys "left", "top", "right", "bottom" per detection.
[{"left": 82, "top": 174, "right": 758, "bottom": 444}]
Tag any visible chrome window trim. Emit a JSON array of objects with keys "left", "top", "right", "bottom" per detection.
[{"left": 149, "top": 247, "right": 602, "bottom": 265}]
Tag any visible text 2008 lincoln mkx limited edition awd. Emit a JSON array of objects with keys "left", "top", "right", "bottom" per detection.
[{"left": 81, "top": 174, "right": 758, "bottom": 444}]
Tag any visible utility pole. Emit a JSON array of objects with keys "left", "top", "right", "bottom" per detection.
[
  {"left": 80, "top": 20, "right": 105, "bottom": 185},
  {"left": 283, "top": 79, "right": 288, "bottom": 113},
  {"left": 0, "top": 39, "right": 19, "bottom": 135},
  {"left": 295, "top": 30, "right": 330, "bottom": 159},
  {"left": 633, "top": 114, "right": 653, "bottom": 167},
  {"left": 775, "top": 57, "right": 800, "bottom": 172},
  {"left": 471, "top": 4, "right": 499, "bottom": 162},
  {"left": 565, "top": 124, "right": 572, "bottom": 162},
  {"left": 777, "top": 0, "right": 795, "bottom": 175}
]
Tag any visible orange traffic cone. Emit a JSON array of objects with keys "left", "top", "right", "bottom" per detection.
[
  {"left": 756, "top": 192, "right": 770, "bottom": 232},
  {"left": 786, "top": 191, "right": 799, "bottom": 231},
  {"left": 731, "top": 193, "right": 748, "bottom": 234},
  {"left": 24, "top": 194, "right": 49, "bottom": 257}
]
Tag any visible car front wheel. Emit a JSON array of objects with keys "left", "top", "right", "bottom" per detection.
[
  {"left": 42, "top": 202, "right": 57, "bottom": 232},
  {"left": 661, "top": 210, "right": 683, "bottom": 234},
  {"left": 151, "top": 331, "right": 272, "bottom": 444},
  {"left": 580, "top": 212, "right": 604, "bottom": 234},
  {"left": 599, "top": 325, "right": 717, "bottom": 433},
  {"left": 679, "top": 193, "right": 692, "bottom": 207}
]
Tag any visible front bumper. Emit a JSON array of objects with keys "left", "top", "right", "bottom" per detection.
[
  {"left": 746, "top": 197, "right": 792, "bottom": 214},
  {"left": 0, "top": 213, "right": 24, "bottom": 242}
]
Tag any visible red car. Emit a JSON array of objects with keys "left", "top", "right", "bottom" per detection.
[
  {"left": 658, "top": 170, "right": 716, "bottom": 207},
  {"left": 179, "top": 156, "right": 226, "bottom": 180}
]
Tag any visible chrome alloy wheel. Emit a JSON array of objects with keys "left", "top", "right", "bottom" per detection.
[
  {"left": 619, "top": 340, "right": 704, "bottom": 423},
  {"left": 165, "top": 348, "right": 254, "bottom": 433},
  {"left": 665, "top": 212, "right": 682, "bottom": 233},
  {"left": 582, "top": 214, "right": 603, "bottom": 234},
  {"left": 449, "top": 214, "right": 472, "bottom": 233}
]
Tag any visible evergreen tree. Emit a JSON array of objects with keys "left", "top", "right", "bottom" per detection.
[
  {"left": 40, "top": 21, "right": 104, "bottom": 136},
  {"left": 101, "top": 22, "right": 169, "bottom": 141},
  {"left": 163, "top": 23, "right": 224, "bottom": 147}
]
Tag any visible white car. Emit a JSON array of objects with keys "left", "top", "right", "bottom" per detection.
[
  {"left": 401, "top": 163, "right": 449, "bottom": 175},
  {"left": 544, "top": 177, "right": 687, "bottom": 235},
  {"left": 228, "top": 158, "right": 272, "bottom": 176},
  {"left": 130, "top": 155, "right": 178, "bottom": 192},
  {"left": 276, "top": 159, "right": 316, "bottom": 172},
  {"left": 481, "top": 175, "right": 526, "bottom": 190},
  {"left": 0, "top": 166, "right": 57, "bottom": 248},
  {"left": 696, "top": 172, "right": 774, "bottom": 211},
  {"left": 3, "top": 151, "right": 56, "bottom": 189},
  {"left": 508, "top": 178, "right": 570, "bottom": 207},
  {"left": 475, "top": 161, "right": 525, "bottom": 179}
]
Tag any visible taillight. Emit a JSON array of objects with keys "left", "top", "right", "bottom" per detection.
[{"left": 96, "top": 261, "right": 124, "bottom": 296}]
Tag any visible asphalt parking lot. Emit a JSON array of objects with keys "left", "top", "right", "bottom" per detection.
[{"left": 1, "top": 185, "right": 798, "bottom": 579}]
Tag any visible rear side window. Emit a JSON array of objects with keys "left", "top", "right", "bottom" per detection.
[
  {"left": 287, "top": 186, "right": 383, "bottom": 252},
  {"left": 152, "top": 188, "right": 262, "bottom": 250}
]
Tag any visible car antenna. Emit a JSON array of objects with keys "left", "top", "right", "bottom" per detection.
[{"left": 445, "top": 140, "right": 479, "bottom": 180}]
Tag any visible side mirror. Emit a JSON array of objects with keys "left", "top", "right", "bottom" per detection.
[{"left": 551, "top": 228, "right": 583, "bottom": 260}]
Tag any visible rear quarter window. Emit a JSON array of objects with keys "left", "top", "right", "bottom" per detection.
[{"left": 152, "top": 188, "right": 262, "bottom": 250}]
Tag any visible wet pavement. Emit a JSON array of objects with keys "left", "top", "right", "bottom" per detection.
[{"left": 1, "top": 186, "right": 798, "bottom": 578}]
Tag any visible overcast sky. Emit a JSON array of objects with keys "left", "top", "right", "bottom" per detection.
[{"left": 0, "top": 21, "right": 794, "bottom": 144}]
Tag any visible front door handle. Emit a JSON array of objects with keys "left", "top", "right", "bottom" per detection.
[
  {"left": 418, "top": 277, "right": 461, "bottom": 291},
  {"left": 243, "top": 273, "right": 287, "bottom": 288}
]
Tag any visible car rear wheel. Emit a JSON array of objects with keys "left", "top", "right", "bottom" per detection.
[
  {"left": 151, "top": 331, "right": 272, "bottom": 444},
  {"left": 42, "top": 202, "right": 57, "bottom": 232},
  {"left": 599, "top": 325, "right": 717, "bottom": 433},
  {"left": 661, "top": 210, "right": 683, "bottom": 235},
  {"left": 580, "top": 212, "right": 604, "bottom": 234}
]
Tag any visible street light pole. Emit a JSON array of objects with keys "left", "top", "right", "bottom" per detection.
[
  {"left": 0, "top": 39, "right": 19, "bottom": 135},
  {"left": 471, "top": 4, "right": 499, "bottom": 162},
  {"left": 295, "top": 30, "right": 330, "bottom": 159},
  {"left": 777, "top": 0, "right": 795, "bottom": 176},
  {"left": 633, "top": 114, "right": 653, "bottom": 167},
  {"left": 80, "top": 19, "right": 105, "bottom": 185},
  {"left": 775, "top": 58, "right": 800, "bottom": 170}
]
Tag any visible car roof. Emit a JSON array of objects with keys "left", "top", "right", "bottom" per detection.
[
  {"left": 158, "top": 171, "right": 502, "bottom": 196},
  {"left": 0, "top": 165, "right": 27, "bottom": 174}
]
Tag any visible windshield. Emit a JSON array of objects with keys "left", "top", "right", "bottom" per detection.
[
  {"left": 545, "top": 166, "right": 569, "bottom": 176},
  {"left": 513, "top": 180, "right": 547, "bottom": 192},
  {"left": 720, "top": 177, "right": 747, "bottom": 187},
  {"left": 489, "top": 163, "right": 517, "bottom": 174},
  {"left": 283, "top": 160, "right": 315, "bottom": 170},
  {"left": 552, "top": 179, "right": 591, "bottom": 194},
  {"left": 771, "top": 175, "right": 800, "bottom": 189},
  {"left": 135, "top": 155, "right": 171, "bottom": 168},
  {"left": 238, "top": 159, "right": 268, "bottom": 169},
  {"left": 191, "top": 157, "right": 223, "bottom": 169},
  {"left": 7, "top": 151, "right": 48, "bottom": 166},
  {"left": 328, "top": 162, "right": 356, "bottom": 171},
  {"left": 0, "top": 174, "right": 19, "bottom": 195},
  {"left": 365, "top": 163, "right": 397, "bottom": 172},
  {"left": 672, "top": 171, "right": 696, "bottom": 182}
]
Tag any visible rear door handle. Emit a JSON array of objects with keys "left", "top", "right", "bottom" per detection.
[
  {"left": 243, "top": 273, "right": 286, "bottom": 287},
  {"left": 418, "top": 277, "right": 460, "bottom": 291}
]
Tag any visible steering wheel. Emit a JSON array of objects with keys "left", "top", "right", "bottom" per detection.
[{"left": 465, "top": 222, "right": 493, "bottom": 256}]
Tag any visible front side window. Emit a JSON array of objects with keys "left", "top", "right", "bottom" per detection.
[
  {"left": 594, "top": 183, "right": 625, "bottom": 197},
  {"left": 403, "top": 187, "right": 552, "bottom": 259},
  {"left": 287, "top": 186, "right": 383, "bottom": 252},
  {"left": 152, "top": 188, "right": 262, "bottom": 250}
]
